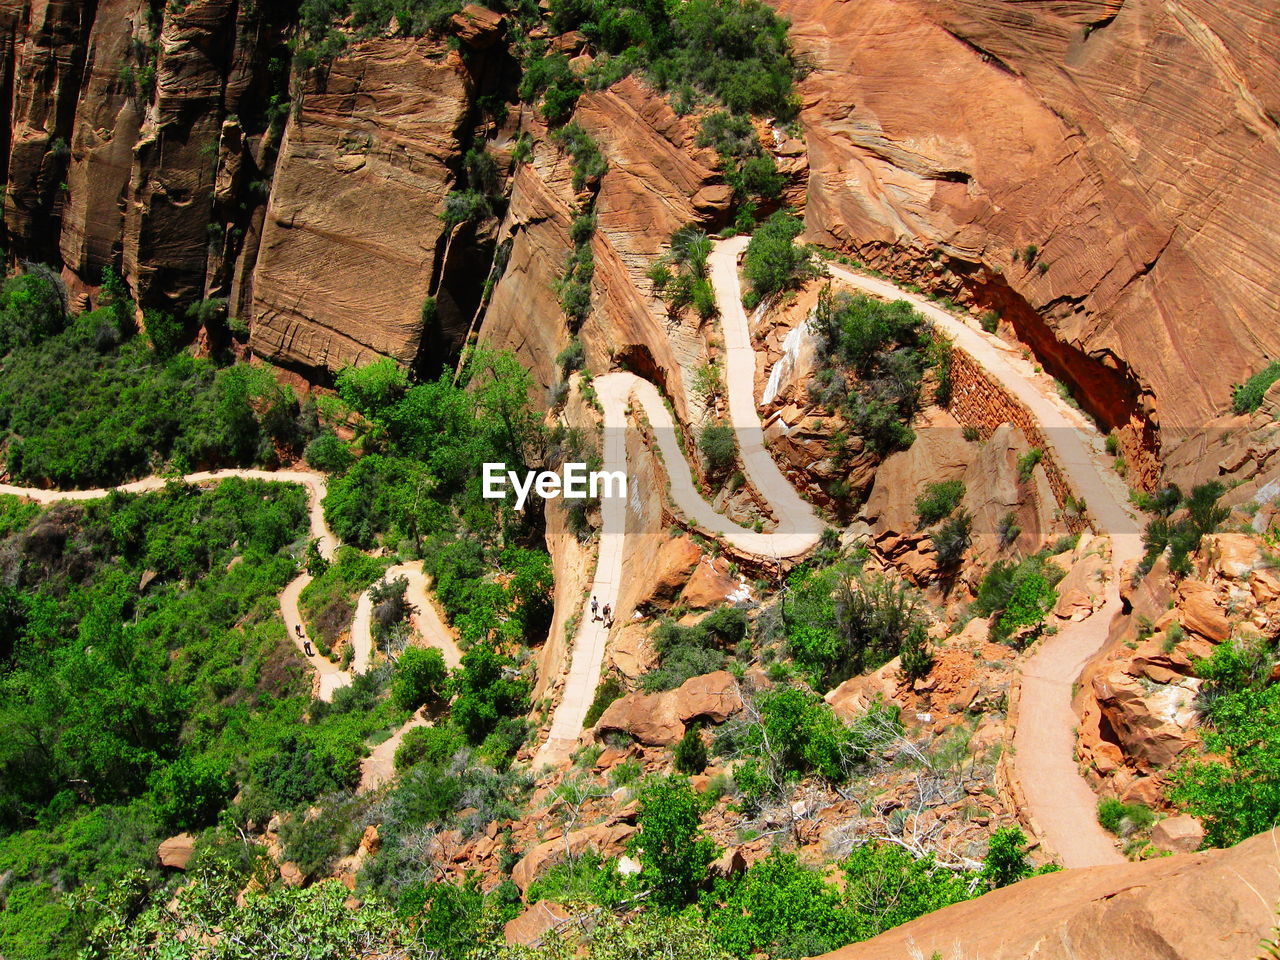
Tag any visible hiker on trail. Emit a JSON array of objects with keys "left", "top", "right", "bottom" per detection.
[
  {"left": 591, "top": 595, "right": 599, "bottom": 620},
  {"left": 303, "top": 639, "right": 314, "bottom": 657},
  {"left": 296, "top": 623, "right": 304, "bottom": 638},
  {"left": 602, "top": 603, "right": 612, "bottom": 626}
]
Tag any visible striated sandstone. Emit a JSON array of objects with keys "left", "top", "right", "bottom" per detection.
[
  {"left": 776, "top": 0, "right": 1280, "bottom": 475},
  {"left": 250, "top": 39, "right": 472, "bottom": 372}
]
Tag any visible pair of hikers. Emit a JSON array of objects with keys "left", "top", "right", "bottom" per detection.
[
  {"left": 295, "top": 622, "right": 314, "bottom": 657},
  {"left": 590, "top": 595, "right": 614, "bottom": 627}
]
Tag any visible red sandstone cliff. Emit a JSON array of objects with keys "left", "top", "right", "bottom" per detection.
[{"left": 774, "top": 0, "right": 1280, "bottom": 480}]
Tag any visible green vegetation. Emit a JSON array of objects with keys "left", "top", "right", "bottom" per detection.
[
  {"left": 1170, "top": 636, "right": 1280, "bottom": 847},
  {"left": 0, "top": 480, "right": 406, "bottom": 957},
  {"left": 0, "top": 292, "right": 305, "bottom": 488},
  {"left": 583, "top": 674, "right": 625, "bottom": 727},
  {"left": 519, "top": 52, "right": 583, "bottom": 126},
  {"left": 1232, "top": 359, "right": 1280, "bottom": 414},
  {"left": 298, "top": 547, "right": 389, "bottom": 655},
  {"left": 551, "top": 122, "right": 608, "bottom": 192},
  {"left": 741, "top": 212, "right": 811, "bottom": 309},
  {"left": 719, "top": 687, "right": 893, "bottom": 809},
  {"left": 700, "top": 421, "right": 738, "bottom": 478},
  {"left": 811, "top": 286, "right": 943, "bottom": 457},
  {"left": 1137, "top": 481, "right": 1229, "bottom": 576},
  {"left": 1016, "top": 447, "right": 1042, "bottom": 483},
  {"left": 782, "top": 560, "right": 931, "bottom": 691},
  {"left": 914, "top": 479, "right": 965, "bottom": 526},
  {"left": 697, "top": 111, "right": 784, "bottom": 217},
  {"left": 649, "top": 226, "right": 716, "bottom": 320},
  {"left": 1096, "top": 797, "right": 1155, "bottom": 836},
  {"left": 643, "top": 607, "right": 747, "bottom": 692},
  {"left": 630, "top": 776, "right": 718, "bottom": 908},
  {"left": 972, "top": 551, "right": 1062, "bottom": 646},
  {"left": 392, "top": 646, "right": 451, "bottom": 711},
  {"left": 548, "top": 0, "right": 800, "bottom": 119},
  {"left": 930, "top": 509, "right": 972, "bottom": 570}
]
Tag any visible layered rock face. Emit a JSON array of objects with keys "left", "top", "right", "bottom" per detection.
[
  {"left": 775, "top": 0, "right": 1280, "bottom": 478},
  {"left": 248, "top": 40, "right": 471, "bottom": 371},
  {"left": 480, "top": 75, "right": 727, "bottom": 407},
  {"left": 820, "top": 826, "right": 1280, "bottom": 960},
  {"left": 1, "top": 2, "right": 496, "bottom": 374}
]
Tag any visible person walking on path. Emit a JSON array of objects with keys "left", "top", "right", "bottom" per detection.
[
  {"left": 590, "top": 596, "right": 599, "bottom": 621},
  {"left": 602, "top": 603, "right": 612, "bottom": 627}
]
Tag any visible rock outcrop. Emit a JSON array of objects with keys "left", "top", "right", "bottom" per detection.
[
  {"left": 249, "top": 39, "right": 472, "bottom": 372},
  {"left": 776, "top": 0, "right": 1280, "bottom": 478},
  {"left": 817, "top": 827, "right": 1280, "bottom": 960},
  {"left": 593, "top": 670, "right": 743, "bottom": 746}
]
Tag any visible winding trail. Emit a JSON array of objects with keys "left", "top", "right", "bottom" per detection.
[
  {"left": 822, "top": 261, "right": 1141, "bottom": 867},
  {"left": 533, "top": 240, "right": 1141, "bottom": 869},
  {"left": 533, "top": 238, "right": 825, "bottom": 769},
  {"left": 0, "top": 468, "right": 461, "bottom": 709}
]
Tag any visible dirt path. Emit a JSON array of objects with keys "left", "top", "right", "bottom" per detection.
[
  {"left": 351, "top": 561, "right": 463, "bottom": 675},
  {"left": 822, "top": 261, "right": 1141, "bottom": 868},
  {"left": 0, "top": 468, "right": 357, "bottom": 700},
  {"left": 532, "top": 241, "right": 825, "bottom": 769}
]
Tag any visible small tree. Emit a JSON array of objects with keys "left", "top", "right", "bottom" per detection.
[
  {"left": 979, "top": 826, "right": 1036, "bottom": 889},
  {"left": 393, "top": 647, "right": 450, "bottom": 712},
  {"left": 673, "top": 725, "right": 708, "bottom": 774},
  {"left": 631, "top": 776, "right": 719, "bottom": 908},
  {"left": 700, "top": 422, "right": 737, "bottom": 477}
]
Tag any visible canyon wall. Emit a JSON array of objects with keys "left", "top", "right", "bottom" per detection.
[{"left": 775, "top": 0, "right": 1280, "bottom": 477}]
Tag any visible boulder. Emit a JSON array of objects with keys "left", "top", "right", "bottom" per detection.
[
  {"left": 157, "top": 833, "right": 195, "bottom": 870},
  {"left": 681, "top": 557, "right": 745, "bottom": 609},
  {"left": 503, "top": 901, "right": 570, "bottom": 946},
  {"left": 511, "top": 823, "right": 636, "bottom": 891},
  {"left": 1178, "top": 581, "right": 1230, "bottom": 643},
  {"left": 279, "top": 861, "right": 305, "bottom": 887},
  {"left": 629, "top": 537, "right": 702, "bottom": 609},
  {"left": 1151, "top": 816, "right": 1206, "bottom": 855},
  {"left": 1091, "top": 669, "right": 1198, "bottom": 769},
  {"left": 817, "top": 828, "right": 1280, "bottom": 960},
  {"left": 1204, "top": 534, "right": 1261, "bottom": 580},
  {"left": 595, "top": 671, "right": 742, "bottom": 746},
  {"left": 450, "top": 4, "right": 504, "bottom": 48},
  {"left": 609, "top": 623, "right": 657, "bottom": 679}
]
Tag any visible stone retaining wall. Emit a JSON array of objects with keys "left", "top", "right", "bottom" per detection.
[{"left": 948, "top": 348, "right": 1092, "bottom": 535}]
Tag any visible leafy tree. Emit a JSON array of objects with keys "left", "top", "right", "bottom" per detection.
[
  {"left": 673, "top": 726, "right": 708, "bottom": 774},
  {"left": 392, "top": 646, "right": 450, "bottom": 711},
  {"left": 451, "top": 641, "right": 530, "bottom": 744},
  {"left": 700, "top": 422, "right": 737, "bottom": 477},
  {"left": 147, "top": 754, "right": 232, "bottom": 832},
  {"left": 978, "top": 826, "right": 1036, "bottom": 888},
  {"left": 631, "top": 776, "right": 719, "bottom": 908},
  {"left": 1170, "top": 681, "right": 1280, "bottom": 847},
  {"left": 335, "top": 356, "right": 409, "bottom": 420},
  {"left": 741, "top": 212, "right": 809, "bottom": 308},
  {"left": 0, "top": 267, "right": 66, "bottom": 353}
]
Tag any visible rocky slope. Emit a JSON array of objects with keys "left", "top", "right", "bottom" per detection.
[
  {"left": 774, "top": 0, "right": 1280, "bottom": 484},
  {"left": 817, "top": 826, "right": 1280, "bottom": 960}
]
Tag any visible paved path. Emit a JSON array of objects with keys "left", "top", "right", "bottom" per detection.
[
  {"left": 822, "top": 261, "right": 1140, "bottom": 867},
  {"left": 532, "top": 240, "right": 824, "bottom": 769}
]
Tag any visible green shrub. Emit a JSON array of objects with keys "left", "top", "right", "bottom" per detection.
[
  {"left": 1232, "top": 360, "right": 1280, "bottom": 413},
  {"left": 742, "top": 212, "right": 809, "bottom": 307},
  {"left": 930, "top": 510, "right": 972, "bottom": 569},
  {"left": 394, "top": 724, "right": 466, "bottom": 771},
  {"left": 303, "top": 431, "right": 354, "bottom": 474},
  {"left": 1096, "top": 798, "right": 1155, "bottom": 836},
  {"left": 0, "top": 267, "right": 66, "bottom": 353},
  {"left": 700, "top": 422, "right": 737, "bottom": 477},
  {"left": 1016, "top": 448, "right": 1043, "bottom": 483},
  {"left": 974, "top": 555, "right": 1058, "bottom": 645},
  {"left": 914, "top": 479, "right": 965, "bottom": 526},
  {"left": 551, "top": 122, "right": 607, "bottom": 191},
  {"left": 392, "top": 647, "right": 450, "bottom": 711},
  {"left": 583, "top": 675, "right": 625, "bottom": 727},
  {"left": 673, "top": 726, "right": 708, "bottom": 774},
  {"left": 630, "top": 776, "right": 719, "bottom": 908}
]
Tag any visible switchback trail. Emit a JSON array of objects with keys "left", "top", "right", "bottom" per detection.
[
  {"left": 532, "top": 237, "right": 824, "bottom": 769},
  {"left": 822, "top": 261, "right": 1140, "bottom": 868},
  {"left": 0, "top": 469, "right": 462, "bottom": 709}
]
